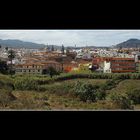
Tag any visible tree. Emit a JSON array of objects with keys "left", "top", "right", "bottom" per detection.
[
  {"left": 42, "top": 66, "right": 59, "bottom": 78},
  {"left": 73, "top": 81, "right": 100, "bottom": 102},
  {"left": 66, "top": 48, "right": 70, "bottom": 55},
  {"left": 0, "top": 60, "right": 8, "bottom": 74},
  {"left": 61, "top": 45, "right": 65, "bottom": 54},
  {"left": 8, "top": 49, "right": 16, "bottom": 76},
  {"left": 51, "top": 45, "right": 54, "bottom": 51},
  {"left": 5, "top": 47, "right": 8, "bottom": 51},
  {"left": 47, "top": 46, "right": 51, "bottom": 51}
]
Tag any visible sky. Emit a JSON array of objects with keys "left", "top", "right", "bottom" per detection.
[{"left": 0, "top": 30, "right": 140, "bottom": 46}]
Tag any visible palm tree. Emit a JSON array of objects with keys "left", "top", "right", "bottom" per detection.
[{"left": 8, "top": 49, "right": 16, "bottom": 76}]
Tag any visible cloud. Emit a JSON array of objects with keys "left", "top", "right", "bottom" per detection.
[{"left": 0, "top": 30, "right": 140, "bottom": 46}]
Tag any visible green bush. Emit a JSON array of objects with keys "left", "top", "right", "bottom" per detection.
[
  {"left": 127, "top": 88, "right": 140, "bottom": 104},
  {"left": 14, "top": 78, "right": 38, "bottom": 90},
  {"left": 42, "top": 66, "right": 60, "bottom": 78},
  {"left": 107, "top": 93, "right": 133, "bottom": 109},
  {"left": 14, "top": 73, "right": 140, "bottom": 88},
  {"left": 95, "top": 89, "right": 106, "bottom": 100},
  {"left": 73, "top": 81, "right": 104, "bottom": 102},
  {"left": 44, "top": 82, "right": 74, "bottom": 95},
  {"left": 47, "top": 73, "right": 140, "bottom": 82},
  {"left": 100, "top": 79, "right": 121, "bottom": 90}
]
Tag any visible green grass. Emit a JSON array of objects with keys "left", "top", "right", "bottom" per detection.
[
  {"left": 1, "top": 73, "right": 140, "bottom": 110},
  {"left": 108, "top": 80, "right": 140, "bottom": 95},
  {"left": 10, "top": 90, "right": 118, "bottom": 110}
]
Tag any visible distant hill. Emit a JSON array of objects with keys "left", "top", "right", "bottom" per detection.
[
  {"left": 67, "top": 46, "right": 109, "bottom": 49},
  {"left": 0, "top": 39, "right": 46, "bottom": 49},
  {"left": 115, "top": 39, "right": 140, "bottom": 48},
  {"left": 0, "top": 39, "right": 73, "bottom": 50},
  {"left": 2, "top": 38, "right": 140, "bottom": 49},
  {"left": 0, "top": 39, "right": 108, "bottom": 49}
]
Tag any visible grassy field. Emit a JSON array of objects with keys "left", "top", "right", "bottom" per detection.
[
  {"left": 1, "top": 73, "right": 140, "bottom": 110},
  {"left": 108, "top": 80, "right": 140, "bottom": 94},
  {"left": 11, "top": 90, "right": 118, "bottom": 110}
]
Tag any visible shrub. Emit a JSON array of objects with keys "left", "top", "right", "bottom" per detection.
[
  {"left": 42, "top": 67, "right": 60, "bottom": 78},
  {"left": 95, "top": 89, "right": 106, "bottom": 100},
  {"left": 14, "top": 78, "right": 38, "bottom": 90},
  {"left": 100, "top": 79, "right": 119, "bottom": 90},
  {"left": 36, "top": 86, "right": 47, "bottom": 92},
  {"left": 0, "top": 60, "right": 9, "bottom": 74},
  {"left": 0, "top": 89, "right": 16, "bottom": 107},
  {"left": 44, "top": 82, "right": 74, "bottom": 95},
  {"left": 73, "top": 81, "right": 100, "bottom": 102},
  {"left": 107, "top": 93, "right": 133, "bottom": 109},
  {"left": 127, "top": 88, "right": 140, "bottom": 104}
]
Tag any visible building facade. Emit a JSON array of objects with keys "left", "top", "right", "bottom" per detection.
[
  {"left": 92, "top": 57, "right": 136, "bottom": 73},
  {"left": 15, "top": 61, "right": 62, "bottom": 74},
  {"left": 111, "top": 58, "right": 136, "bottom": 73},
  {"left": 136, "top": 62, "right": 140, "bottom": 72}
]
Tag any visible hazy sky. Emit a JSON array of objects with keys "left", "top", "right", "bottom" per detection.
[{"left": 0, "top": 30, "right": 140, "bottom": 46}]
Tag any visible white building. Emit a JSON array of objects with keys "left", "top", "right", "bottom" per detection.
[
  {"left": 103, "top": 61, "right": 111, "bottom": 73},
  {"left": 95, "top": 59, "right": 111, "bottom": 73}
]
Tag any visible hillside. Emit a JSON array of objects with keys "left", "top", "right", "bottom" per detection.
[
  {"left": 1, "top": 38, "right": 140, "bottom": 49},
  {"left": 1, "top": 73, "right": 140, "bottom": 110},
  {"left": 0, "top": 39, "right": 70, "bottom": 49},
  {"left": 115, "top": 39, "right": 140, "bottom": 48},
  {"left": 0, "top": 39, "right": 46, "bottom": 49}
]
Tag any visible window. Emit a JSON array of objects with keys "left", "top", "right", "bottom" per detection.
[{"left": 106, "top": 70, "right": 110, "bottom": 72}]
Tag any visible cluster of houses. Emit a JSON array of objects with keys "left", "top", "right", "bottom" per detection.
[
  {"left": 92, "top": 52, "right": 140, "bottom": 73},
  {"left": 15, "top": 50, "right": 80, "bottom": 74},
  {"left": 1, "top": 46, "right": 140, "bottom": 74}
]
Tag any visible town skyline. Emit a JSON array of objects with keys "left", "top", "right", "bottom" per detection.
[
  {"left": 0, "top": 30, "right": 140, "bottom": 47},
  {"left": 1, "top": 31, "right": 140, "bottom": 110}
]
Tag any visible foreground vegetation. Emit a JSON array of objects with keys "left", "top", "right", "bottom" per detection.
[{"left": 1, "top": 73, "right": 140, "bottom": 110}]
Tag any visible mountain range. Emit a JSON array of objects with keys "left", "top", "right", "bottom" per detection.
[
  {"left": 0, "top": 39, "right": 46, "bottom": 49},
  {"left": 115, "top": 39, "right": 140, "bottom": 48},
  {"left": 0, "top": 38, "right": 140, "bottom": 49}
]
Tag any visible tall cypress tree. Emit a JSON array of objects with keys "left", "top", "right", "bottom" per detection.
[
  {"left": 51, "top": 45, "right": 54, "bottom": 51},
  {"left": 61, "top": 45, "right": 65, "bottom": 54}
]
